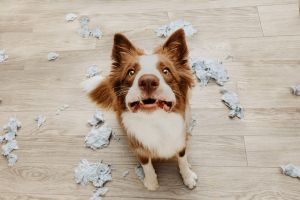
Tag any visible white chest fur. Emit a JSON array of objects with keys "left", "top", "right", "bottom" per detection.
[{"left": 121, "top": 110, "right": 186, "bottom": 159}]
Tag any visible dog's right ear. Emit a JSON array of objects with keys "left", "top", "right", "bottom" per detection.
[
  {"left": 89, "top": 77, "right": 114, "bottom": 109},
  {"left": 112, "top": 33, "right": 137, "bottom": 67}
]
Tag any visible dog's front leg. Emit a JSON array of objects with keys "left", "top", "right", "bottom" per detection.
[
  {"left": 139, "top": 156, "right": 159, "bottom": 191},
  {"left": 177, "top": 149, "right": 198, "bottom": 189}
]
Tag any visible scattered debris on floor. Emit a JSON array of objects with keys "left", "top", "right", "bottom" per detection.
[
  {"left": 220, "top": 89, "right": 244, "bottom": 119},
  {"left": 85, "top": 124, "right": 112, "bottom": 150},
  {"left": 122, "top": 170, "right": 129, "bottom": 178},
  {"left": 78, "top": 16, "right": 103, "bottom": 39},
  {"left": 191, "top": 58, "right": 229, "bottom": 86},
  {"left": 66, "top": 13, "right": 77, "bottom": 22},
  {"left": 281, "top": 164, "right": 300, "bottom": 178},
  {"left": 35, "top": 115, "right": 46, "bottom": 128},
  {"left": 86, "top": 65, "right": 101, "bottom": 78},
  {"left": 90, "top": 187, "right": 109, "bottom": 200},
  {"left": 1, "top": 117, "right": 21, "bottom": 166},
  {"left": 291, "top": 85, "right": 300, "bottom": 96},
  {"left": 156, "top": 20, "right": 197, "bottom": 38},
  {"left": 135, "top": 163, "right": 145, "bottom": 181},
  {"left": 225, "top": 55, "right": 234, "bottom": 60},
  {"left": 56, "top": 104, "right": 69, "bottom": 115},
  {"left": 188, "top": 117, "right": 196, "bottom": 135},
  {"left": 88, "top": 110, "right": 105, "bottom": 127},
  {"left": 74, "top": 159, "right": 112, "bottom": 200},
  {"left": 85, "top": 110, "right": 113, "bottom": 150},
  {"left": 0, "top": 49, "right": 8, "bottom": 63},
  {"left": 7, "top": 153, "right": 18, "bottom": 166},
  {"left": 47, "top": 52, "right": 59, "bottom": 61}
]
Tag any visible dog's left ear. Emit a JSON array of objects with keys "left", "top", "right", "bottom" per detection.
[
  {"left": 112, "top": 33, "right": 138, "bottom": 68},
  {"left": 162, "top": 29, "right": 188, "bottom": 65}
]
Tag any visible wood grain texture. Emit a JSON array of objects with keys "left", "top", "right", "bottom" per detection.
[
  {"left": 0, "top": 0, "right": 300, "bottom": 199},
  {"left": 258, "top": 4, "right": 300, "bottom": 36}
]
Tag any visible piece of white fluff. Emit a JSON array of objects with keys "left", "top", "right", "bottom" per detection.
[
  {"left": 220, "top": 89, "right": 244, "bottom": 119},
  {"left": 88, "top": 110, "right": 105, "bottom": 127},
  {"left": 2, "top": 140, "right": 18, "bottom": 156},
  {"left": 281, "top": 164, "right": 300, "bottom": 178},
  {"left": 156, "top": 20, "right": 197, "bottom": 38},
  {"left": 35, "top": 115, "right": 46, "bottom": 128},
  {"left": 85, "top": 124, "right": 112, "bottom": 150},
  {"left": 191, "top": 58, "right": 229, "bottom": 86},
  {"left": 291, "top": 85, "right": 300, "bottom": 96},
  {"left": 90, "top": 187, "right": 109, "bottom": 200},
  {"left": 56, "top": 104, "right": 69, "bottom": 115},
  {"left": 0, "top": 49, "right": 8, "bottom": 63},
  {"left": 135, "top": 163, "right": 145, "bottom": 181},
  {"left": 1, "top": 117, "right": 21, "bottom": 166},
  {"left": 86, "top": 65, "right": 101, "bottom": 78},
  {"left": 74, "top": 159, "right": 112, "bottom": 187},
  {"left": 47, "top": 52, "right": 59, "bottom": 61},
  {"left": 81, "top": 75, "right": 103, "bottom": 93},
  {"left": 78, "top": 16, "right": 103, "bottom": 39},
  {"left": 65, "top": 13, "right": 77, "bottom": 22},
  {"left": 122, "top": 170, "right": 129, "bottom": 178},
  {"left": 188, "top": 117, "right": 196, "bottom": 135},
  {"left": 3, "top": 117, "right": 21, "bottom": 136},
  {"left": 7, "top": 153, "right": 18, "bottom": 166}
]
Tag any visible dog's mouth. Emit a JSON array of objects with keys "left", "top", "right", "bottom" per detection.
[{"left": 129, "top": 98, "right": 174, "bottom": 112}]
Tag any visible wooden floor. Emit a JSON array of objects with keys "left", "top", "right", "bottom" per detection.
[{"left": 1, "top": 0, "right": 300, "bottom": 199}]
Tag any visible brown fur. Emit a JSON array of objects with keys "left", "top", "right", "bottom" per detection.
[{"left": 89, "top": 29, "right": 193, "bottom": 160}]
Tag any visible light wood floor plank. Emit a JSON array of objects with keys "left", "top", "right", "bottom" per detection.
[
  {"left": 258, "top": 4, "right": 300, "bottom": 36},
  {"left": 245, "top": 136, "right": 300, "bottom": 167},
  {"left": 1, "top": 164, "right": 300, "bottom": 199}
]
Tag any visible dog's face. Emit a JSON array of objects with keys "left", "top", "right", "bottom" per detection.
[{"left": 90, "top": 29, "right": 193, "bottom": 115}]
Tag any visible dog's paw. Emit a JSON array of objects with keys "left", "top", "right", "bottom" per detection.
[
  {"left": 182, "top": 169, "right": 198, "bottom": 189},
  {"left": 143, "top": 176, "right": 159, "bottom": 191}
]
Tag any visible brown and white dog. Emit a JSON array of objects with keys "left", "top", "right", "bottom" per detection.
[{"left": 87, "top": 29, "right": 197, "bottom": 190}]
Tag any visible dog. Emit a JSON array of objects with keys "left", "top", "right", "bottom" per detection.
[{"left": 87, "top": 29, "right": 197, "bottom": 190}]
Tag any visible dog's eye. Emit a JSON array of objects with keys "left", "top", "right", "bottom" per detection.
[
  {"left": 128, "top": 69, "right": 135, "bottom": 76},
  {"left": 162, "top": 67, "right": 170, "bottom": 75}
]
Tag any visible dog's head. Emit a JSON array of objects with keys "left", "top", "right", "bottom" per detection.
[{"left": 90, "top": 29, "right": 193, "bottom": 114}]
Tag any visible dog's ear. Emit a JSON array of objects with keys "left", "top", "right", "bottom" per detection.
[
  {"left": 112, "top": 33, "right": 137, "bottom": 67},
  {"left": 89, "top": 77, "right": 114, "bottom": 109},
  {"left": 162, "top": 29, "right": 188, "bottom": 65}
]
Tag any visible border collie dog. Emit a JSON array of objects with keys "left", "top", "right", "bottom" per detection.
[{"left": 88, "top": 29, "right": 197, "bottom": 190}]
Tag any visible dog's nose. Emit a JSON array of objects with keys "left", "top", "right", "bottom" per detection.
[{"left": 138, "top": 74, "right": 159, "bottom": 94}]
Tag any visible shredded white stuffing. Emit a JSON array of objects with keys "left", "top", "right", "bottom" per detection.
[
  {"left": 78, "top": 16, "right": 103, "bottom": 39},
  {"left": 122, "top": 170, "right": 129, "bottom": 178},
  {"left": 2, "top": 139, "right": 18, "bottom": 156},
  {"left": 191, "top": 58, "right": 229, "bottom": 86},
  {"left": 88, "top": 110, "right": 105, "bottom": 127},
  {"left": 56, "top": 104, "right": 69, "bottom": 115},
  {"left": 35, "top": 115, "right": 46, "bottom": 128},
  {"left": 7, "top": 153, "right": 18, "bottom": 166},
  {"left": 85, "top": 124, "right": 112, "bottom": 150},
  {"left": 220, "top": 89, "right": 244, "bottom": 119},
  {"left": 66, "top": 13, "right": 77, "bottom": 22},
  {"left": 74, "top": 159, "right": 111, "bottom": 200},
  {"left": 135, "top": 163, "right": 145, "bottom": 181},
  {"left": 188, "top": 117, "right": 196, "bottom": 135},
  {"left": 156, "top": 20, "right": 197, "bottom": 38},
  {"left": 86, "top": 65, "right": 101, "bottom": 78},
  {"left": 90, "top": 187, "right": 109, "bottom": 200},
  {"left": 47, "top": 52, "right": 59, "bottom": 61},
  {"left": 0, "top": 49, "right": 8, "bottom": 63},
  {"left": 291, "top": 85, "right": 300, "bottom": 96},
  {"left": 281, "top": 164, "right": 300, "bottom": 178}
]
